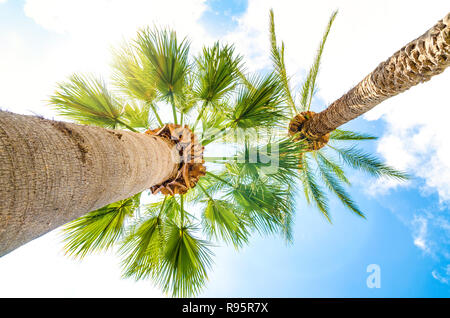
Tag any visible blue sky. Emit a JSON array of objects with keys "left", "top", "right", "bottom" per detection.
[{"left": 0, "top": 0, "right": 449, "bottom": 297}]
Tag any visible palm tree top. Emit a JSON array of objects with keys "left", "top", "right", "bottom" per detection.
[{"left": 48, "top": 11, "right": 407, "bottom": 296}]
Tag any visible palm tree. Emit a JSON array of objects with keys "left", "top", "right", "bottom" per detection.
[{"left": 269, "top": 9, "right": 409, "bottom": 220}]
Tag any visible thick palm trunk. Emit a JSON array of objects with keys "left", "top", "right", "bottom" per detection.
[
  {"left": 302, "top": 13, "right": 450, "bottom": 139},
  {"left": 0, "top": 111, "right": 178, "bottom": 257}
]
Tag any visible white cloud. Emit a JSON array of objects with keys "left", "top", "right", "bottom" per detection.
[
  {"left": 412, "top": 215, "right": 431, "bottom": 254},
  {"left": 1, "top": 0, "right": 210, "bottom": 118},
  {"left": 367, "top": 73, "right": 450, "bottom": 202},
  {"left": 411, "top": 210, "right": 450, "bottom": 257},
  {"left": 432, "top": 264, "right": 450, "bottom": 285},
  {"left": 410, "top": 210, "right": 450, "bottom": 285},
  {"left": 24, "top": 0, "right": 208, "bottom": 38}
]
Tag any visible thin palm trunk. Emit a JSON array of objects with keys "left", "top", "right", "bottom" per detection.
[
  {"left": 0, "top": 111, "right": 178, "bottom": 257},
  {"left": 302, "top": 13, "right": 450, "bottom": 139}
]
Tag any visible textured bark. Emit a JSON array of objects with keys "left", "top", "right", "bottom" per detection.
[
  {"left": 0, "top": 111, "right": 178, "bottom": 257},
  {"left": 302, "top": 12, "right": 450, "bottom": 139}
]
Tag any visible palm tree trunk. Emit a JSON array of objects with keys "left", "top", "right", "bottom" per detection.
[
  {"left": 302, "top": 12, "right": 450, "bottom": 139},
  {"left": 0, "top": 111, "right": 178, "bottom": 257}
]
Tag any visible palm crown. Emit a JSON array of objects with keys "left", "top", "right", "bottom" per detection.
[{"left": 49, "top": 11, "right": 407, "bottom": 297}]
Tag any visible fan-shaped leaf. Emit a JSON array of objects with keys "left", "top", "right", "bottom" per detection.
[
  {"left": 136, "top": 27, "right": 190, "bottom": 100},
  {"left": 111, "top": 42, "right": 158, "bottom": 103},
  {"left": 195, "top": 42, "right": 242, "bottom": 105},
  {"left": 155, "top": 222, "right": 214, "bottom": 297},
  {"left": 62, "top": 193, "right": 141, "bottom": 259},
  {"left": 229, "top": 73, "right": 286, "bottom": 129},
  {"left": 120, "top": 215, "right": 165, "bottom": 280},
  {"left": 50, "top": 74, "right": 124, "bottom": 129},
  {"left": 202, "top": 199, "right": 249, "bottom": 248},
  {"left": 121, "top": 101, "right": 153, "bottom": 131}
]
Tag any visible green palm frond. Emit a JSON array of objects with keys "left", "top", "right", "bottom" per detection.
[
  {"left": 300, "top": 155, "right": 330, "bottom": 222},
  {"left": 201, "top": 106, "right": 229, "bottom": 132},
  {"left": 229, "top": 72, "right": 286, "bottom": 129},
  {"left": 121, "top": 101, "right": 153, "bottom": 131},
  {"left": 280, "top": 185, "right": 295, "bottom": 244},
  {"left": 235, "top": 64, "right": 256, "bottom": 91},
  {"left": 315, "top": 154, "right": 365, "bottom": 218},
  {"left": 174, "top": 74, "right": 198, "bottom": 115},
  {"left": 269, "top": 9, "right": 297, "bottom": 115},
  {"left": 299, "top": 10, "right": 337, "bottom": 111},
  {"left": 49, "top": 73, "right": 130, "bottom": 129},
  {"left": 188, "top": 171, "right": 229, "bottom": 204},
  {"left": 316, "top": 150, "right": 350, "bottom": 185},
  {"left": 228, "top": 181, "right": 294, "bottom": 237},
  {"left": 155, "top": 222, "right": 214, "bottom": 297},
  {"left": 201, "top": 198, "right": 250, "bottom": 249},
  {"left": 120, "top": 196, "right": 187, "bottom": 282},
  {"left": 234, "top": 137, "right": 305, "bottom": 184},
  {"left": 136, "top": 27, "right": 190, "bottom": 100},
  {"left": 329, "top": 129, "right": 377, "bottom": 141},
  {"left": 111, "top": 42, "right": 157, "bottom": 103},
  {"left": 120, "top": 215, "right": 165, "bottom": 280},
  {"left": 332, "top": 145, "right": 409, "bottom": 180},
  {"left": 136, "top": 27, "right": 190, "bottom": 124},
  {"left": 62, "top": 193, "right": 141, "bottom": 259},
  {"left": 146, "top": 196, "right": 182, "bottom": 223},
  {"left": 195, "top": 42, "right": 242, "bottom": 105}
]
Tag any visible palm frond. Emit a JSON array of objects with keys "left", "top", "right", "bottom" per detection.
[
  {"left": 121, "top": 100, "right": 153, "bottom": 131},
  {"left": 155, "top": 222, "right": 214, "bottom": 297},
  {"left": 316, "top": 150, "right": 349, "bottom": 184},
  {"left": 332, "top": 145, "right": 410, "bottom": 180},
  {"left": 202, "top": 198, "right": 250, "bottom": 249},
  {"left": 316, "top": 154, "right": 365, "bottom": 218},
  {"left": 229, "top": 72, "right": 286, "bottom": 129},
  {"left": 228, "top": 181, "right": 295, "bottom": 237},
  {"left": 136, "top": 27, "right": 190, "bottom": 101},
  {"left": 329, "top": 129, "right": 377, "bottom": 141},
  {"left": 62, "top": 193, "right": 141, "bottom": 259},
  {"left": 233, "top": 137, "right": 305, "bottom": 185},
  {"left": 299, "top": 10, "right": 337, "bottom": 111},
  {"left": 300, "top": 155, "right": 330, "bottom": 222},
  {"left": 120, "top": 215, "right": 165, "bottom": 280},
  {"left": 145, "top": 196, "right": 182, "bottom": 224},
  {"left": 174, "top": 73, "right": 198, "bottom": 115},
  {"left": 200, "top": 106, "right": 229, "bottom": 133},
  {"left": 49, "top": 74, "right": 125, "bottom": 129},
  {"left": 269, "top": 9, "right": 297, "bottom": 114},
  {"left": 111, "top": 42, "right": 158, "bottom": 103},
  {"left": 281, "top": 185, "right": 295, "bottom": 243},
  {"left": 195, "top": 42, "right": 242, "bottom": 105},
  {"left": 188, "top": 171, "right": 229, "bottom": 204}
]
